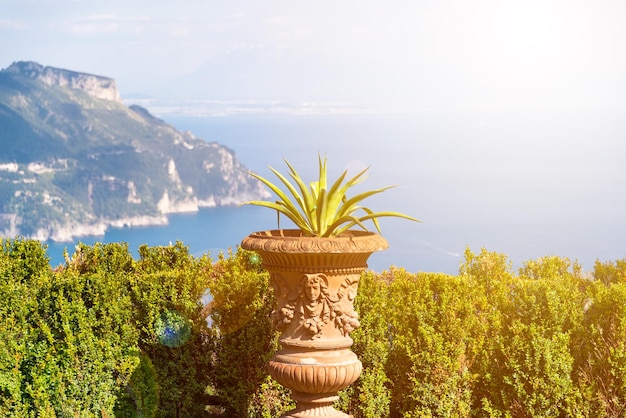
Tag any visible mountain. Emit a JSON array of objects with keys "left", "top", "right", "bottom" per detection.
[
  {"left": 154, "top": 47, "right": 396, "bottom": 103},
  {"left": 0, "top": 61, "right": 269, "bottom": 241}
]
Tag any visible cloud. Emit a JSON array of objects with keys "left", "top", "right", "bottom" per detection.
[
  {"left": 0, "top": 19, "right": 28, "bottom": 31},
  {"left": 58, "top": 14, "right": 150, "bottom": 35},
  {"left": 167, "top": 23, "right": 191, "bottom": 38},
  {"left": 263, "top": 15, "right": 299, "bottom": 27}
]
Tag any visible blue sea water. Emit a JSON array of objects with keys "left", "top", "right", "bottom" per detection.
[{"left": 46, "top": 108, "right": 626, "bottom": 274}]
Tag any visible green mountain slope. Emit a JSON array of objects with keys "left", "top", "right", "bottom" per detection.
[{"left": 0, "top": 61, "right": 268, "bottom": 241}]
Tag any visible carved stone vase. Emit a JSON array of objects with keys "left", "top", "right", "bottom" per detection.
[{"left": 241, "top": 229, "right": 388, "bottom": 418}]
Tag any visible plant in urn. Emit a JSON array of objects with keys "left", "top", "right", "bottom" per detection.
[{"left": 242, "top": 155, "right": 419, "bottom": 417}]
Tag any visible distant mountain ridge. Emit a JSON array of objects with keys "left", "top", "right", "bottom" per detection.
[{"left": 0, "top": 61, "right": 269, "bottom": 241}]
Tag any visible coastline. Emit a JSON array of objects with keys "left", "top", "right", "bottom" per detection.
[{"left": 21, "top": 196, "right": 258, "bottom": 243}]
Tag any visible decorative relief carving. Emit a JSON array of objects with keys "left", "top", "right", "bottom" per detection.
[
  {"left": 271, "top": 272, "right": 361, "bottom": 337},
  {"left": 299, "top": 273, "right": 332, "bottom": 337},
  {"left": 270, "top": 273, "right": 296, "bottom": 331},
  {"left": 330, "top": 276, "right": 361, "bottom": 336}
]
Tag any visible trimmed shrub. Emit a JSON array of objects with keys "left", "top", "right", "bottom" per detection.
[
  {"left": 205, "top": 248, "right": 291, "bottom": 417},
  {"left": 0, "top": 239, "right": 48, "bottom": 416},
  {"left": 0, "top": 239, "right": 139, "bottom": 417},
  {"left": 337, "top": 269, "right": 393, "bottom": 418},
  {"left": 469, "top": 253, "right": 587, "bottom": 417},
  {"left": 114, "top": 353, "right": 159, "bottom": 418},
  {"left": 0, "top": 239, "right": 217, "bottom": 417},
  {"left": 593, "top": 257, "right": 626, "bottom": 286},
  {"left": 575, "top": 281, "right": 626, "bottom": 417},
  {"left": 385, "top": 269, "right": 479, "bottom": 417},
  {"left": 130, "top": 242, "right": 214, "bottom": 418},
  {"left": 3, "top": 237, "right": 626, "bottom": 418}
]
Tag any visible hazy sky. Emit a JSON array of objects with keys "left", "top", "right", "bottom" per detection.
[{"left": 2, "top": 0, "right": 625, "bottom": 106}]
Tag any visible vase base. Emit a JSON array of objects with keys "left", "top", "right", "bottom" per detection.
[{"left": 281, "top": 404, "right": 351, "bottom": 417}]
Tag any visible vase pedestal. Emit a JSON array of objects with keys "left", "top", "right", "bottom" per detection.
[
  {"left": 241, "top": 229, "right": 387, "bottom": 418},
  {"left": 271, "top": 343, "right": 362, "bottom": 417}
]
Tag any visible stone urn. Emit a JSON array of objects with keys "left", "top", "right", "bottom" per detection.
[{"left": 241, "top": 229, "right": 388, "bottom": 418}]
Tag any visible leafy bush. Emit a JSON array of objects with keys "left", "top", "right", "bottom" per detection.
[
  {"left": 383, "top": 269, "right": 476, "bottom": 417},
  {"left": 336, "top": 270, "right": 393, "bottom": 418},
  {"left": 574, "top": 281, "right": 626, "bottom": 417},
  {"left": 341, "top": 249, "right": 626, "bottom": 417},
  {"left": 0, "top": 239, "right": 47, "bottom": 416},
  {"left": 205, "top": 248, "right": 291, "bottom": 417},
  {"left": 0, "top": 239, "right": 216, "bottom": 417},
  {"left": 114, "top": 353, "right": 159, "bottom": 418},
  {"left": 476, "top": 259, "right": 585, "bottom": 417},
  {"left": 2, "top": 237, "right": 626, "bottom": 417},
  {"left": 593, "top": 257, "right": 626, "bottom": 286},
  {"left": 129, "top": 242, "right": 214, "bottom": 418},
  {"left": 0, "top": 239, "right": 139, "bottom": 417}
]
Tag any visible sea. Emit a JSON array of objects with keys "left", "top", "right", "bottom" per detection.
[{"left": 45, "top": 105, "right": 626, "bottom": 275}]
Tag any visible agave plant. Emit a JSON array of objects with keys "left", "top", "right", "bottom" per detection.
[{"left": 244, "top": 155, "right": 420, "bottom": 237}]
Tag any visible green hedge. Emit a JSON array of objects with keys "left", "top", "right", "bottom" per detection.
[
  {"left": 341, "top": 249, "right": 626, "bottom": 418},
  {"left": 1, "top": 238, "right": 626, "bottom": 417}
]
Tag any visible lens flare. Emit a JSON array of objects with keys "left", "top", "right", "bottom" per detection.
[
  {"left": 154, "top": 310, "right": 191, "bottom": 348},
  {"left": 247, "top": 252, "right": 261, "bottom": 267}
]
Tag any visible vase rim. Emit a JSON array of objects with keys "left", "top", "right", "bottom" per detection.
[
  {"left": 248, "top": 229, "right": 380, "bottom": 239},
  {"left": 241, "top": 229, "right": 389, "bottom": 254}
]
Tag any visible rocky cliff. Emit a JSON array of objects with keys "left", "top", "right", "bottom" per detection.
[
  {"left": 3, "top": 61, "right": 121, "bottom": 102},
  {"left": 0, "top": 61, "right": 269, "bottom": 241}
]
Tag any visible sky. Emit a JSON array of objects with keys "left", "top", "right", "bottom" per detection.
[{"left": 2, "top": 0, "right": 626, "bottom": 107}]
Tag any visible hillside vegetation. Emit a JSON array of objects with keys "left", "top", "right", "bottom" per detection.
[
  {"left": 1, "top": 238, "right": 625, "bottom": 417},
  {"left": 0, "top": 61, "right": 267, "bottom": 241}
]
